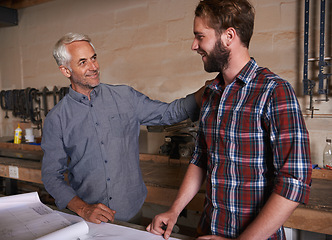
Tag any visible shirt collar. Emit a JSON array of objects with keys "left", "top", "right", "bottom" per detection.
[
  {"left": 209, "top": 58, "right": 258, "bottom": 90},
  {"left": 68, "top": 84, "right": 101, "bottom": 103},
  {"left": 236, "top": 57, "right": 258, "bottom": 85}
]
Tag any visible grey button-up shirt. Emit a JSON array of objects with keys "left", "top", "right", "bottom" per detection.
[{"left": 41, "top": 83, "right": 198, "bottom": 221}]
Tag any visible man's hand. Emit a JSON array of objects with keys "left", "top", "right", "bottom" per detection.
[
  {"left": 79, "top": 202, "right": 116, "bottom": 224},
  {"left": 146, "top": 211, "right": 179, "bottom": 240},
  {"left": 67, "top": 196, "right": 116, "bottom": 224},
  {"left": 147, "top": 164, "right": 206, "bottom": 239},
  {"left": 194, "top": 79, "right": 214, "bottom": 107}
]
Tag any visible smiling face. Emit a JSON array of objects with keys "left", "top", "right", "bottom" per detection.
[
  {"left": 60, "top": 40, "right": 100, "bottom": 96},
  {"left": 191, "top": 16, "right": 230, "bottom": 73}
]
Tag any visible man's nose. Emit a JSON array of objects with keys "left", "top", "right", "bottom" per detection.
[
  {"left": 88, "top": 61, "right": 98, "bottom": 70},
  {"left": 191, "top": 39, "right": 198, "bottom": 51}
]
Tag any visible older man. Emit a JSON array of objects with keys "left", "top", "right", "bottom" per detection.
[{"left": 42, "top": 33, "right": 206, "bottom": 224}]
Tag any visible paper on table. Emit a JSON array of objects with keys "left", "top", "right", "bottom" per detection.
[
  {"left": 0, "top": 192, "right": 89, "bottom": 240},
  {"left": 59, "top": 212, "right": 181, "bottom": 240},
  {"left": 0, "top": 192, "right": 181, "bottom": 240},
  {"left": 36, "top": 220, "right": 89, "bottom": 240},
  {"left": 0, "top": 191, "right": 41, "bottom": 208},
  {"left": 87, "top": 222, "right": 181, "bottom": 240}
]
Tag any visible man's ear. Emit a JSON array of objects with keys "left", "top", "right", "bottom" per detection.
[
  {"left": 223, "top": 27, "right": 236, "bottom": 46},
  {"left": 59, "top": 65, "right": 71, "bottom": 78}
]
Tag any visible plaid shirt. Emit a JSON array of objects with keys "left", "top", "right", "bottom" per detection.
[{"left": 191, "top": 59, "right": 312, "bottom": 239}]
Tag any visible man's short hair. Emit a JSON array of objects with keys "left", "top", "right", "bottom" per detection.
[
  {"left": 195, "top": 0, "right": 255, "bottom": 48},
  {"left": 53, "top": 33, "right": 95, "bottom": 68}
]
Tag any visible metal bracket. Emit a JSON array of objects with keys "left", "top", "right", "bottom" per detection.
[{"left": 303, "top": 0, "right": 331, "bottom": 118}]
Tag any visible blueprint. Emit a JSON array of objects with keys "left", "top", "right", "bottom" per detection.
[
  {"left": 0, "top": 192, "right": 182, "bottom": 240},
  {"left": 0, "top": 192, "right": 88, "bottom": 240}
]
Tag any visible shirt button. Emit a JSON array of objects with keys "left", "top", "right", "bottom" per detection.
[
  {"left": 101, "top": 141, "right": 104, "bottom": 145},
  {"left": 109, "top": 197, "right": 112, "bottom": 200},
  {"left": 107, "top": 178, "right": 110, "bottom": 181},
  {"left": 90, "top": 104, "right": 93, "bottom": 107},
  {"left": 105, "top": 160, "right": 108, "bottom": 163},
  {"left": 96, "top": 122, "right": 99, "bottom": 126}
]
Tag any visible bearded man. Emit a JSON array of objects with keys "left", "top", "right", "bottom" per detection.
[{"left": 147, "top": 0, "right": 311, "bottom": 239}]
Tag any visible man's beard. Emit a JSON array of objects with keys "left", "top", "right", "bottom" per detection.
[
  {"left": 203, "top": 41, "right": 230, "bottom": 73},
  {"left": 72, "top": 70, "right": 100, "bottom": 89}
]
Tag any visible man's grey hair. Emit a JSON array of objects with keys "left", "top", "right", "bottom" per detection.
[{"left": 53, "top": 33, "right": 95, "bottom": 69}]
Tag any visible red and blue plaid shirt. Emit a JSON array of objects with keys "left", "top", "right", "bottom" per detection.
[{"left": 191, "top": 59, "right": 312, "bottom": 239}]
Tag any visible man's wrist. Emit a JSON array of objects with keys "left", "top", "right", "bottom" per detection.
[
  {"left": 168, "top": 206, "right": 182, "bottom": 218},
  {"left": 67, "top": 196, "right": 88, "bottom": 216}
]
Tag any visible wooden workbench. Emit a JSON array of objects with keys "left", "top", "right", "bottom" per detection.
[{"left": 0, "top": 148, "right": 332, "bottom": 235}]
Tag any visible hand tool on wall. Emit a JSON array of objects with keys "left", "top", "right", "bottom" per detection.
[{"left": 0, "top": 86, "right": 69, "bottom": 129}]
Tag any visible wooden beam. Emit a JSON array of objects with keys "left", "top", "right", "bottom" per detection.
[
  {"left": 0, "top": 158, "right": 42, "bottom": 184},
  {"left": 284, "top": 207, "right": 332, "bottom": 235},
  {"left": 0, "top": 0, "right": 54, "bottom": 9},
  {"left": 145, "top": 185, "right": 205, "bottom": 212},
  {"left": 312, "top": 168, "right": 332, "bottom": 180}
]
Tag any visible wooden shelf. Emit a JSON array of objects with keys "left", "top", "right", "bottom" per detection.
[
  {"left": 1, "top": 152, "right": 332, "bottom": 235},
  {"left": 312, "top": 168, "right": 332, "bottom": 180}
]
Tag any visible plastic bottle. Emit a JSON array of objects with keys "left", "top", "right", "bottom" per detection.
[
  {"left": 25, "top": 128, "right": 35, "bottom": 143},
  {"left": 323, "top": 138, "right": 332, "bottom": 170},
  {"left": 14, "top": 124, "right": 22, "bottom": 144}
]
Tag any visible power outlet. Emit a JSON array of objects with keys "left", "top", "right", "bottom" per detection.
[{"left": 9, "top": 166, "right": 19, "bottom": 179}]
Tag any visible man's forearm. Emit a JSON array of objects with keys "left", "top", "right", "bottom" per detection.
[
  {"left": 146, "top": 163, "right": 206, "bottom": 239},
  {"left": 169, "top": 163, "right": 206, "bottom": 215},
  {"left": 67, "top": 196, "right": 116, "bottom": 224},
  {"left": 67, "top": 196, "right": 88, "bottom": 216},
  {"left": 238, "top": 192, "right": 299, "bottom": 240}
]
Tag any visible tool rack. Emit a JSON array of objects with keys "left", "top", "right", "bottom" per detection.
[{"left": 303, "top": 0, "right": 332, "bottom": 118}]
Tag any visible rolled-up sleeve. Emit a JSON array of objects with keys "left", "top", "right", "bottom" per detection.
[{"left": 269, "top": 81, "right": 312, "bottom": 204}]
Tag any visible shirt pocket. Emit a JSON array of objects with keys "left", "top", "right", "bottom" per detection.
[
  {"left": 223, "top": 110, "right": 250, "bottom": 139},
  {"left": 223, "top": 110, "right": 261, "bottom": 162},
  {"left": 108, "top": 113, "right": 133, "bottom": 138},
  {"left": 108, "top": 114, "right": 125, "bottom": 138}
]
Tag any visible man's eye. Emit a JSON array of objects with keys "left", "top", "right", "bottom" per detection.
[
  {"left": 79, "top": 61, "right": 86, "bottom": 65},
  {"left": 195, "top": 35, "right": 203, "bottom": 40}
]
